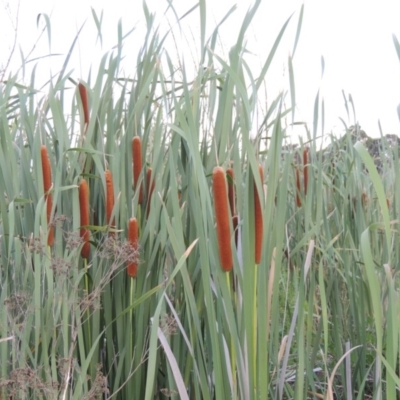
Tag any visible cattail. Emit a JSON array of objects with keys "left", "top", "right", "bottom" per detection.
[
  {"left": 213, "top": 166, "right": 233, "bottom": 272},
  {"left": 295, "top": 167, "right": 301, "bottom": 207},
  {"left": 78, "top": 83, "right": 90, "bottom": 128},
  {"left": 146, "top": 168, "right": 155, "bottom": 217},
  {"left": 254, "top": 165, "right": 264, "bottom": 264},
  {"left": 387, "top": 198, "right": 390, "bottom": 209},
  {"left": 79, "top": 179, "right": 90, "bottom": 259},
  {"left": 132, "top": 136, "right": 143, "bottom": 204},
  {"left": 105, "top": 170, "right": 115, "bottom": 230},
  {"left": 303, "top": 147, "right": 309, "bottom": 196},
  {"left": 361, "top": 192, "right": 368, "bottom": 207},
  {"left": 127, "top": 218, "right": 139, "bottom": 278},
  {"left": 41, "top": 145, "right": 54, "bottom": 246},
  {"left": 232, "top": 214, "right": 239, "bottom": 247},
  {"left": 226, "top": 168, "right": 235, "bottom": 216}
]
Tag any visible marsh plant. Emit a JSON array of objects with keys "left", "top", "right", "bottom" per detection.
[{"left": 1, "top": 1, "right": 400, "bottom": 399}]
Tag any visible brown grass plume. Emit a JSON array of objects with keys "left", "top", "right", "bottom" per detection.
[
  {"left": 213, "top": 166, "right": 233, "bottom": 272},
  {"left": 41, "top": 145, "right": 54, "bottom": 246},
  {"left": 79, "top": 179, "right": 90, "bottom": 259},
  {"left": 127, "top": 218, "right": 138, "bottom": 278},
  {"left": 78, "top": 83, "right": 90, "bottom": 128},
  {"left": 105, "top": 170, "right": 115, "bottom": 231},
  {"left": 132, "top": 136, "right": 143, "bottom": 204}
]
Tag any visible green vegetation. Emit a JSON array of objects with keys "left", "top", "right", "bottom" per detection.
[{"left": 1, "top": 1, "right": 400, "bottom": 398}]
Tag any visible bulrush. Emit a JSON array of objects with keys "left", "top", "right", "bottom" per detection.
[
  {"left": 132, "top": 136, "right": 143, "bottom": 204},
  {"left": 127, "top": 218, "right": 139, "bottom": 278},
  {"left": 213, "top": 166, "right": 233, "bottom": 272},
  {"left": 41, "top": 145, "right": 54, "bottom": 246},
  {"left": 295, "top": 167, "right": 301, "bottom": 207},
  {"left": 79, "top": 179, "right": 90, "bottom": 259},
  {"left": 78, "top": 83, "right": 90, "bottom": 128},
  {"left": 254, "top": 165, "right": 264, "bottom": 264},
  {"left": 303, "top": 147, "right": 309, "bottom": 196},
  {"left": 105, "top": 170, "right": 115, "bottom": 232},
  {"left": 146, "top": 168, "right": 155, "bottom": 217}
]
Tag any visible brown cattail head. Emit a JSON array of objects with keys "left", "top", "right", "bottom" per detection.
[
  {"left": 254, "top": 165, "right": 264, "bottom": 264},
  {"left": 146, "top": 168, "right": 155, "bottom": 217},
  {"left": 295, "top": 167, "right": 301, "bottom": 207},
  {"left": 132, "top": 136, "right": 143, "bottom": 204},
  {"left": 226, "top": 168, "right": 236, "bottom": 216},
  {"left": 213, "top": 166, "right": 233, "bottom": 272},
  {"left": 105, "top": 170, "right": 115, "bottom": 231},
  {"left": 41, "top": 145, "right": 52, "bottom": 194},
  {"left": 303, "top": 147, "right": 309, "bottom": 196},
  {"left": 41, "top": 145, "right": 54, "bottom": 246},
  {"left": 79, "top": 179, "right": 90, "bottom": 259},
  {"left": 127, "top": 217, "right": 139, "bottom": 278},
  {"left": 387, "top": 198, "right": 390, "bottom": 209},
  {"left": 78, "top": 83, "right": 90, "bottom": 128},
  {"left": 232, "top": 214, "right": 239, "bottom": 247},
  {"left": 361, "top": 191, "right": 368, "bottom": 208}
]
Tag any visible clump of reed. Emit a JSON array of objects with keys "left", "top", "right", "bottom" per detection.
[{"left": 2, "top": 3, "right": 398, "bottom": 400}]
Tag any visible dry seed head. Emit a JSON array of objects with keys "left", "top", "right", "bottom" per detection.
[
  {"left": 254, "top": 165, "right": 264, "bottom": 264},
  {"left": 41, "top": 145, "right": 52, "bottom": 194},
  {"left": 40, "top": 145, "right": 54, "bottom": 246},
  {"left": 146, "top": 168, "right": 155, "bottom": 217},
  {"left": 295, "top": 167, "right": 301, "bottom": 207},
  {"left": 213, "top": 166, "right": 233, "bottom": 272},
  {"left": 78, "top": 83, "right": 90, "bottom": 127},
  {"left": 361, "top": 191, "right": 368, "bottom": 207},
  {"left": 79, "top": 179, "right": 90, "bottom": 259},
  {"left": 132, "top": 136, "right": 143, "bottom": 204},
  {"left": 105, "top": 170, "right": 115, "bottom": 229},
  {"left": 127, "top": 217, "right": 139, "bottom": 278}
]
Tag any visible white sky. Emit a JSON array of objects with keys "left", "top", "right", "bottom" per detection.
[{"left": 2, "top": 0, "right": 400, "bottom": 140}]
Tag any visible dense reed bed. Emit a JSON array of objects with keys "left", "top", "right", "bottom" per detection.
[{"left": 1, "top": 1, "right": 400, "bottom": 398}]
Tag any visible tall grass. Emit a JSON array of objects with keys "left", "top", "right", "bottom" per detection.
[{"left": 0, "top": 1, "right": 400, "bottom": 399}]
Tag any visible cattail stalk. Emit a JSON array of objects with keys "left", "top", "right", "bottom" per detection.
[
  {"left": 213, "top": 166, "right": 233, "bottom": 272},
  {"left": 127, "top": 218, "right": 139, "bottom": 277},
  {"left": 78, "top": 83, "right": 90, "bottom": 128},
  {"left": 295, "top": 167, "right": 301, "bottom": 207},
  {"left": 41, "top": 145, "right": 54, "bottom": 246},
  {"left": 303, "top": 147, "right": 309, "bottom": 196},
  {"left": 146, "top": 168, "right": 155, "bottom": 217},
  {"left": 79, "top": 179, "right": 90, "bottom": 258},
  {"left": 105, "top": 170, "right": 115, "bottom": 231},
  {"left": 132, "top": 136, "right": 143, "bottom": 204},
  {"left": 254, "top": 165, "right": 264, "bottom": 264}
]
